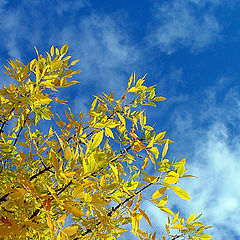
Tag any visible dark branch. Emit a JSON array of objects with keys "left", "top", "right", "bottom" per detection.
[
  {"left": 0, "top": 193, "right": 9, "bottom": 202},
  {"left": 30, "top": 166, "right": 53, "bottom": 181}
]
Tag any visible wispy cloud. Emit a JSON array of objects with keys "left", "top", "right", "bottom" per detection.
[
  {"left": 56, "top": 0, "right": 89, "bottom": 15},
  {"left": 0, "top": 2, "right": 139, "bottom": 114},
  {"left": 148, "top": 0, "right": 221, "bottom": 54},
  {"left": 160, "top": 78, "right": 240, "bottom": 239},
  {"left": 56, "top": 13, "right": 138, "bottom": 91},
  {"left": 53, "top": 13, "right": 139, "bottom": 115}
]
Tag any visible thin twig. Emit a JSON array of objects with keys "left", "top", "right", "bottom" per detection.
[{"left": 30, "top": 166, "right": 53, "bottom": 181}]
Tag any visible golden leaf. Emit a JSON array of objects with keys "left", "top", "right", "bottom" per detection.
[
  {"left": 171, "top": 185, "right": 191, "bottom": 201},
  {"left": 62, "top": 225, "right": 78, "bottom": 236},
  {"left": 91, "top": 130, "right": 104, "bottom": 149},
  {"left": 152, "top": 187, "right": 166, "bottom": 199},
  {"left": 64, "top": 146, "right": 72, "bottom": 161},
  {"left": 164, "top": 171, "right": 179, "bottom": 184}
]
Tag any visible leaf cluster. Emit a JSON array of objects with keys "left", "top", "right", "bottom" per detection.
[{"left": 0, "top": 45, "right": 212, "bottom": 240}]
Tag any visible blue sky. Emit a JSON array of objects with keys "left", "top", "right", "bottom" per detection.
[{"left": 1, "top": 0, "right": 240, "bottom": 239}]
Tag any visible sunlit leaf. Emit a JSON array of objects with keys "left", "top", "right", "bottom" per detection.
[
  {"left": 171, "top": 185, "right": 191, "bottom": 201},
  {"left": 60, "top": 44, "right": 68, "bottom": 56},
  {"left": 164, "top": 171, "right": 179, "bottom": 184},
  {"left": 152, "top": 187, "right": 167, "bottom": 199},
  {"left": 62, "top": 225, "right": 78, "bottom": 236},
  {"left": 186, "top": 213, "right": 196, "bottom": 223},
  {"left": 91, "top": 130, "right": 104, "bottom": 149}
]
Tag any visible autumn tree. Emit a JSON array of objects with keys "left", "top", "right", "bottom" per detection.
[{"left": 0, "top": 45, "right": 212, "bottom": 240}]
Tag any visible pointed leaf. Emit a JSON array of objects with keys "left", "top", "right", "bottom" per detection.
[
  {"left": 91, "top": 131, "right": 104, "bottom": 149},
  {"left": 152, "top": 187, "right": 166, "bottom": 199},
  {"left": 171, "top": 186, "right": 191, "bottom": 200}
]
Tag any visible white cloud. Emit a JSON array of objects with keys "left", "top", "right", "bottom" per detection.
[
  {"left": 183, "top": 123, "right": 240, "bottom": 239},
  {"left": 156, "top": 80, "right": 240, "bottom": 239},
  {"left": 56, "top": 13, "right": 139, "bottom": 94},
  {"left": 148, "top": 0, "right": 221, "bottom": 54},
  {"left": 56, "top": 0, "right": 89, "bottom": 15},
  {"left": 0, "top": 4, "right": 139, "bottom": 111}
]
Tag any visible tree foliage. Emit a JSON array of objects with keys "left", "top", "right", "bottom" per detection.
[{"left": 0, "top": 44, "right": 212, "bottom": 239}]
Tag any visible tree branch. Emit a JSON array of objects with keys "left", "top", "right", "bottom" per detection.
[{"left": 30, "top": 166, "right": 53, "bottom": 181}]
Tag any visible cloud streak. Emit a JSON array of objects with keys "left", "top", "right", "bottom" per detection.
[
  {"left": 148, "top": 0, "right": 221, "bottom": 54},
  {"left": 162, "top": 79, "right": 240, "bottom": 239}
]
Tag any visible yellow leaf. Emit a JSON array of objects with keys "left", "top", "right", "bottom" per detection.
[
  {"left": 56, "top": 47, "right": 60, "bottom": 56},
  {"left": 186, "top": 213, "right": 196, "bottom": 223},
  {"left": 160, "top": 207, "right": 174, "bottom": 216},
  {"left": 162, "top": 139, "right": 169, "bottom": 159},
  {"left": 91, "top": 198, "right": 108, "bottom": 208},
  {"left": 105, "top": 127, "right": 114, "bottom": 138},
  {"left": 47, "top": 215, "right": 54, "bottom": 236},
  {"left": 127, "top": 73, "right": 133, "bottom": 90},
  {"left": 143, "top": 175, "right": 157, "bottom": 183},
  {"left": 139, "top": 208, "right": 153, "bottom": 228},
  {"left": 57, "top": 213, "right": 67, "bottom": 228},
  {"left": 74, "top": 186, "right": 85, "bottom": 199},
  {"left": 50, "top": 46, "right": 54, "bottom": 57},
  {"left": 48, "top": 126, "right": 53, "bottom": 137},
  {"left": 64, "top": 146, "right": 72, "bottom": 161},
  {"left": 47, "top": 185, "right": 59, "bottom": 202},
  {"left": 141, "top": 156, "right": 149, "bottom": 171},
  {"left": 153, "top": 96, "right": 166, "bottom": 101},
  {"left": 155, "top": 131, "right": 166, "bottom": 141},
  {"left": 109, "top": 164, "right": 119, "bottom": 179},
  {"left": 68, "top": 59, "right": 80, "bottom": 67},
  {"left": 90, "top": 98, "right": 97, "bottom": 111},
  {"left": 177, "top": 162, "right": 185, "bottom": 177},
  {"left": 171, "top": 223, "right": 184, "bottom": 229},
  {"left": 158, "top": 195, "right": 168, "bottom": 206},
  {"left": 172, "top": 212, "right": 179, "bottom": 224},
  {"left": 171, "top": 186, "right": 191, "bottom": 200},
  {"left": 144, "top": 125, "right": 154, "bottom": 131},
  {"left": 62, "top": 225, "right": 78, "bottom": 236},
  {"left": 35, "top": 62, "right": 40, "bottom": 84},
  {"left": 63, "top": 80, "right": 79, "bottom": 87},
  {"left": 18, "top": 175, "right": 37, "bottom": 196},
  {"left": 55, "top": 97, "right": 68, "bottom": 105},
  {"left": 128, "top": 86, "right": 138, "bottom": 92},
  {"left": 199, "top": 234, "right": 212, "bottom": 239},
  {"left": 60, "top": 44, "right": 68, "bottom": 56},
  {"left": 152, "top": 187, "right": 166, "bottom": 199},
  {"left": 116, "top": 112, "right": 126, "bottom": 127},
  {"left": 164, "top": 171, "right": 179, "bottom": 184},
  {"left": 64, "top": 204, "right": 85, "bottom": 218},
  {"left": 51, "top": 150, "right": 59, "bottom": 173},
  {"left": 35, "top": 94, "right": 52, "bottom": 105},
  {"left": 51, "top": 60, "right": 62, "bottom": 71},
  {"left": 91, "top": 131, "right": 104, "bottom": 149},
  {"left": 147, "top": 136, "right": 155, "bottom": 148}
]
